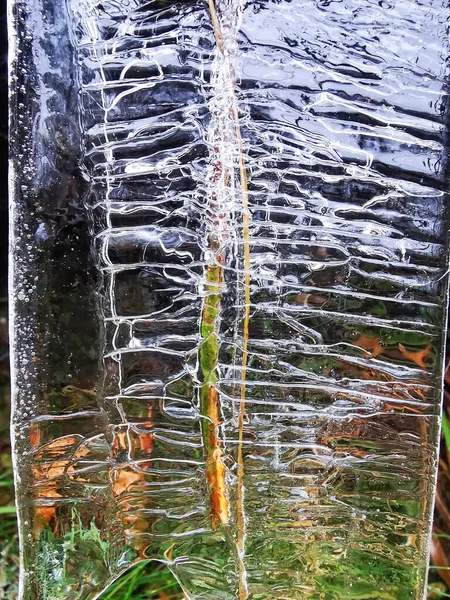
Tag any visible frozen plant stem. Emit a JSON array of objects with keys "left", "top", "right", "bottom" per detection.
[
  {"left": 199, "top": 257, "right": 229, "bottom": 527},
  {"left": 200, "top": 1, "right": 250, "bottom": 598}
]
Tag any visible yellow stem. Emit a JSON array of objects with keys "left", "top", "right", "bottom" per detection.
[
  {"left": 208, "top": 0, "right": 224, "bottom": 53},
  {"left": 207, "top": 1, "right": 250, "bottom": 597},
  {"left": 236, "top": 151, "right": 250, "bottom": 600}
]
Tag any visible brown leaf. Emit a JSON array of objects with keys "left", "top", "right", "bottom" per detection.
[
  {"left": 435, "top": 488, "right": 450, "bottom": 532},
  {"left": 430, "top": 535, "right": 450, "bottom": 587}
]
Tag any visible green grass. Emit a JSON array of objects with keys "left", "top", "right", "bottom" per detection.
[
  {"left": 98, "top": 563, "right": 183, "bottom": 600},
  {"left": 0, "top": 403, "right": 19, "bottom": 600}
]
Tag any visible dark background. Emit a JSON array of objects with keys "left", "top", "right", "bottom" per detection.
[{"left": 1, "top": 0, "right": 7, "bottom": 297}]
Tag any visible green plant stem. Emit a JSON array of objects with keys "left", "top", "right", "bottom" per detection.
[
  {"left": 0, "top": 506, "right": 16, "bottom": 515},
  {"left": 199, "top": 260, "right": 229, "bottom": 527},
  {"left": 442, "top": 412, "right": 450, "bottom": 453}
]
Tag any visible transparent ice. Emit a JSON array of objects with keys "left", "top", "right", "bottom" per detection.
[{"left": 9, "top": 0, "right": 450, "bottom": 598}]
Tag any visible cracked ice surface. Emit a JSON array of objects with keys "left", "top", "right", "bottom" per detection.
[{"left": 9, "top": 0, "right": 450, "bottom": 598}]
